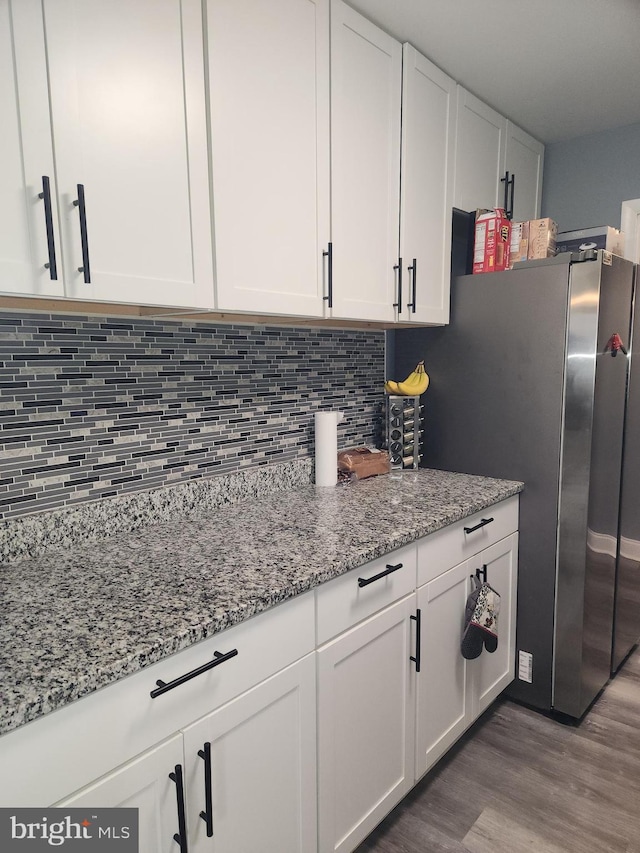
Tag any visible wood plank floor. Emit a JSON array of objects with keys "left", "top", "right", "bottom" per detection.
[{"left": 356, "top": 647, "right": 640, "bottom": 853}]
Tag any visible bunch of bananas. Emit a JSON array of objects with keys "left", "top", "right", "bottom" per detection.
[{"left": 385, "top": 361, "right": 429, "bottom": 396}]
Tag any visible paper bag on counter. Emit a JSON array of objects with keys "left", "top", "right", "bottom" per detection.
[{"left": 338, "top": 447, "right": 390, "bottom": 480}]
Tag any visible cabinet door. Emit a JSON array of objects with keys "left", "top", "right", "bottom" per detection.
[
  {"left": 43, "top": 0, "right": 213, "bottom": 309},
  {"left": 0, "top": 0, "right": 64, "bottom": 297},
  {"left": 469, "top": 532, "right": 518, "bottom": 717},
  {"left": 330, "top": 0, "right": 402, "bottom": 322},
  {"left": 317, "top": 595, "right": 416, "bottom": 853},
  {"left": 183, "top": 654, "right": 317, "bottom": 853},
  {"left": 207, "top": 0, "right": 329, "bottom": 317},
  {"left": 453, "top": 86, "right": 506, "bottom": 213},
  {"left": 505, "top": 121, "right": 544, "bottom": 222},
  {"left": 55, "top": 734, "right": 185, "bottom": 853},
  {"left": 400, "top": 45, "right": 456, "bottom": 325},
  {"left": 415, "top": 560, "right": 474, "bottom": 779}
]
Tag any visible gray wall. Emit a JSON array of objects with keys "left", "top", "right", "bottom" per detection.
[{"left": 541, "top": 121, "right": 640, "bottom": 232}]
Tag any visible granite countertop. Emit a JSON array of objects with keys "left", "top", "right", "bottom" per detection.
[{"left": 0, "top": 469, "right": 523, "bottom": 737}]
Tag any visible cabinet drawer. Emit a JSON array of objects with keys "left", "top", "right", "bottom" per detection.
[
  {"left": 0, "top": 591, "right": 315, "bottom": 807},
  {"left": 417, "top": 496, "right": 519, "bottom": 586},
  {"left": 316, "top": 544, "right": 417, "bottom": 644}
]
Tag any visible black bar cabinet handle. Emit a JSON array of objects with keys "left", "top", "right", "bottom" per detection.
[
  {"left": 474, "top": 564, "right": 488, "bottom": 584},
  {"left": 410, "top": 608, "right": 421, "bottom": 672},
  {"left": 150, "top": 648, "right": 238, "bottom": 698},
  {"left": 169, "top": 764, "right": 188, "bottom": 852},
  {"left": 501, "top": 170, "right": 510, "bottom": 212},
  {"left": 38, "top": 176, "right": 58, "bottom": 280},
  {"left": 72, "top": 183, "right": 91, "bottom": 283},
  {"left": 407, "top": 258, "right": 417, "bottom": 312},
  {"left": 198, "top": 742, "right": 214, "bottom": 838},
  {"left": 509, "top": 173, "right": 516, "bottom": 220},
  {"left": 393, "top": 257, "right": 403, "bottom": 311},
  {"left": 463, "top": 517, "right": 494, "bottom": 535},
  {"left": 322, "top": 242, "right": 333, "bottom": 308},
  {"left": 358, "top": 562, "right": 403, "bottom": 588}
]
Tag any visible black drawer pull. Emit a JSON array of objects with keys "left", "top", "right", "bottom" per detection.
[
  {"left": 150, "top": 649, "right": 238, "bottom": 698},
  {"left": 198, "top": 742, "right": 214, "bottom": 838},
  {"left": 410, "top": 608, "right": 421, "bottom": 672},
  {"left": 169, "top": 764, "right": 188, "bottom": 852},
  {"left": 464, "top": 517, "right": 494, "bottom": 535},
  {"left": 358, "top": 562, "right": 403, "bottom": 588}
]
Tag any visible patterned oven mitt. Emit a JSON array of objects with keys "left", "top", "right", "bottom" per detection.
[{"left": 461, "top": 578, "right": 501, "bottom": 660}]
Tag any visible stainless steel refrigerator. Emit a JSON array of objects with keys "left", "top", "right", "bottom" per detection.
[
  {"left": 392, "top": 248, "right": 638, "bottom": 718},
  {"left": 614, "top": 275, "right": 640, "bottom": 672}
]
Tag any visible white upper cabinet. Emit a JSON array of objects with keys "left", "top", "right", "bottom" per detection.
[
  {"left": 27, "top": 0, "right": 214, "bottom": 309},
  {"left": 2, "top": 0, "right": 543, "bottom": 321},
  {"left": 206, "top": 0, "right": 330, "bottom": 317},
  {"left": 504, "top": 121, "right": 544, "bottom": 222},
  {"left": 399, "top": 46, "right": 456, "bottom": 325},
  {"left": 454, "top": 86, "right": 544, "bottom": 222},
  {"left": 453, "top": 86, "right": 506, "bottom": 213},
  {"left": 0, "top": 1, "right": 63, "bottom": 297},
  {"left": 329, "top": 0, "right": 402, "bottom": 322}
]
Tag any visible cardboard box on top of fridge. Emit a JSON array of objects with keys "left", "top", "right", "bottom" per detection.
[
  {"left": 528, "top": 217, "right": 557, "bottom": 260},
  {"left": 473, "top": 208, "right": 511, "bottom": 274},
  {"left": 556, "top": 226, "right": 625, "bottom": 257},
  {"left": 509, "top": 221, "right": 529, "bottom": 267}
]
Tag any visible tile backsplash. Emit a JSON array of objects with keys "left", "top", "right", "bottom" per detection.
[{"left": 0, "top": 312, "right": 385, "bottom": 519}]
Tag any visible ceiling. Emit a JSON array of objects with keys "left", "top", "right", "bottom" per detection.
[{"left": 346, "top": 0, "right": 640, "bottom": 144}]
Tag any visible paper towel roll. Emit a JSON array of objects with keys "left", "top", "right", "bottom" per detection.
[{"left": 315, "top": 411, "right": 344, "bottom": 487}]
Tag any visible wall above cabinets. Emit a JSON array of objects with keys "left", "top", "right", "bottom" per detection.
[{"left": 1, "top": 0, "right": 543, "bottom": 329}]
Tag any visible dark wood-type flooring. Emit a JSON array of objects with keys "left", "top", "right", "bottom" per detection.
[{"left": 357, "top": 647, "right": 640, "bottom": 853}]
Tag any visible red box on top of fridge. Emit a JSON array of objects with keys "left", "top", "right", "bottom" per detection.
[{"left": 473, "top": 209, "right": 511, "bottom": 274}]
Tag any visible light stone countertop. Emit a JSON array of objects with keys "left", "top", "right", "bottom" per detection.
[{"left": 0, "top": 468, "right": 523, "bottom": 737}]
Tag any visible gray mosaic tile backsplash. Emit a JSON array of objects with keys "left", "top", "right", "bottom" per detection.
[{"left": 0, "top": 312, "right": 385, "bottom": 519}]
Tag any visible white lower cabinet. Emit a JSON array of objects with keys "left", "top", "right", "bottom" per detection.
[
  {"left": 56, "top": 734, "right": 185, "bottom": 853},
  {"left": 56, "top": 656, "right": 316, "bottom": 853},
  {"left": 316, "top": 505, "right": 518, "bottom": 853},
  {"left": 415, "top": 560, "right": 474, "bottom": 777},
  {"left": 317, "top": 595, "right": 416, "bottom": 853},
  {"left": 415, "top": 529, "right": 519, "bottom": 779},
  {"left": 183, "top": 654, "right": 317, "bottom": 853},
  {"left": 472, "top": 533, "right": 518, "bottom": 716}
]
